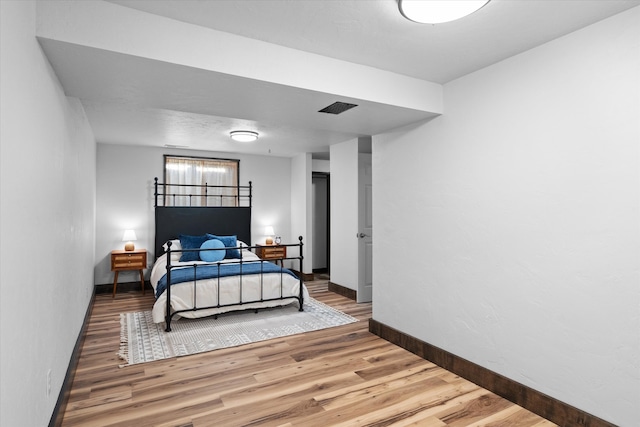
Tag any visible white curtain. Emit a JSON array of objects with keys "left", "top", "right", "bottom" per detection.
[{"left": 164, "top": 156, "right": 238, "bottom": 206}]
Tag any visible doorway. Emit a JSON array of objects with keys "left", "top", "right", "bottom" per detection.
[{"left": 312, "top": 173, "right": 330, "bottom": 275}]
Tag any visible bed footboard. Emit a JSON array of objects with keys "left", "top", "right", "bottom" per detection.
[{"left": 163, "top": 236, "right": 304, "bottom": 332}]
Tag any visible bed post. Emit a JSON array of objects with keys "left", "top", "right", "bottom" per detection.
[
  {"left": 165, "top": 241, "right": 173, "bottom": 332},
  {"left": 154, "top": 177, "right": 158, "bottom": 207},
  {"left": 298, "top": 235, "right": 304, "bottom": 311}
]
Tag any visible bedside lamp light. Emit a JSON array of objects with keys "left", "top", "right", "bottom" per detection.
[
  {"left": 265, "top": 226, "right": 275, "bottom": 245},
  {"left": 122, "top": 229, "right": 137, "bottom": 251}
]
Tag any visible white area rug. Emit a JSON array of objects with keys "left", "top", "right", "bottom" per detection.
[{"left": 118, "top": 298, "right": 357, "bottom": 367}]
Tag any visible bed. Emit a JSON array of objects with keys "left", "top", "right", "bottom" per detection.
[{"left": 152, "top": 177, "right": 308, "bottom": 331}]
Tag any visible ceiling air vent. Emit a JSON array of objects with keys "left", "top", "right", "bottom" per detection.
[{"left": 318, "top": 101, "right": 358, "bottom": 115}]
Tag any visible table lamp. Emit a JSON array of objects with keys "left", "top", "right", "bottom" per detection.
[
  {"left": 265, "top": 226, "right": 275, "bottom": 245},
  {"left": 122, "top": 229, "right": 137, "bottom": 251}
]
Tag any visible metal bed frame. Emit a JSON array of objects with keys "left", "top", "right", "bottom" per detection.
[{"left": 153, "top": 178, "right": 304, "bottom": 331}]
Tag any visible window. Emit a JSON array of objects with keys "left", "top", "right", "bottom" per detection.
[{"left": 163, "top": 155, "right": 239, "bottom": 206}]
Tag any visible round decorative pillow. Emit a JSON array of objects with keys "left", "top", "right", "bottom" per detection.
[{"left": 199, "top": 238, "right": 226, "bottom": 262}]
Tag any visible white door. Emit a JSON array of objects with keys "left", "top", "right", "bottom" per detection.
[{"left": 357, "top": 154, "right": 373, "bottom": 303}]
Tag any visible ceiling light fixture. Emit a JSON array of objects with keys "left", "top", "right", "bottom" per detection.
[
  {"left": 398, "top": 0, "right": 490, "bottom": 24},
  {"left": 230, "top": 130, "right": 259, "bottom": 142}
]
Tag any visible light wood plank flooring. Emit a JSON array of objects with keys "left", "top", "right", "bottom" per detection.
[{"left": 61, "top": 280, "right": 556, "bottom": 426}]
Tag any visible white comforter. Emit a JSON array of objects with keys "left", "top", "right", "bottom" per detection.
[{"left": 150, "top": 249, "right": 308, "bottom": 323}]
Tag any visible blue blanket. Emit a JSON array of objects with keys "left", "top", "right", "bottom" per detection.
[{"left": 156, "top": 261, "right": 299, "bottom": 298}]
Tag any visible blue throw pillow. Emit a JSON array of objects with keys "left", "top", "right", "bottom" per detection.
[
  {"left": 199, "top": 238, "right": 226, "bottom": 262},
  {"left": 207, "top": 234, "right": 241, "bottom": 259},
  {"left": 178, "top": 234, "right": 211, "bottom": 262}
]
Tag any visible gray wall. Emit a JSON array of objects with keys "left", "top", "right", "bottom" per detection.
[
  {"left": 0, "top": 2, "right": 97, "bottom": 425},
  {"left": 372, "top": 8, "right": 639, "bottom": 426}
]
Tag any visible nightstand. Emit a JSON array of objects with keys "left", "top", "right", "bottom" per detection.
[
  {"left": 255, "top": 244, "right": 286, "bottom": 267},
  {"left": 111, "top": 249, "right": 147, "bottom": 297}
]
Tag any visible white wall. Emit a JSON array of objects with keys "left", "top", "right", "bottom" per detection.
[
  {"left": 0, "top": 2, "right": 96, "bottom": 425},
  {"left": 312, "top": 159, "right": 330, "bottom": 173},
  {"left": 95, "top": 144, "right": 292, "bottom": 284},
  {"left": 330, "top": 139, "right": 360, "bottom": 290},
  {"left": 290, "top": 153, "right": 313, "bottom": 273},
  {"left": 372, "top": 7, "right": 639, "bottom": 427}
]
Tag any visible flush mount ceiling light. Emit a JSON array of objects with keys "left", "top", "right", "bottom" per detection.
[
  {"left": 230, "top": 130, "right": 259, "bottom": 142},
  {"left": 398, "top": 0, "right": 490, "bottom": 24}
]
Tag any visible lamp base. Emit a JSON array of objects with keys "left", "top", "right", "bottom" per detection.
[
  {"left": 265, "top": 237, "right": 273, "bottom": 245},
  {"left": 124, "top": 242, "right": 135, "bottom": 251}
]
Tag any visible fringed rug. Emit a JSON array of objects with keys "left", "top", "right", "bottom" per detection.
[{"left": 118, "top": 298, "right": 357, "bottom": 367}]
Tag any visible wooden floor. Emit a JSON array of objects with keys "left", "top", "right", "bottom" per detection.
[{"left": 61, "top": 280, "right": 556, "bottom": 427}]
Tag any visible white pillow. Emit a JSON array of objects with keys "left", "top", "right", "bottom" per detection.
[{"left": 162, "top": 239, "right": 182, "bottom": 262}]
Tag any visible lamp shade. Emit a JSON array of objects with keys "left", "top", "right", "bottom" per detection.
[
  {"left": 122, "top": 229, "right": 137, "bottom": 251},
  {"left": 399, "top": 0, "right": 490, "bottom": 24},
  {"left": 122, "top": 229, "right": 137, "bottom": 242}
]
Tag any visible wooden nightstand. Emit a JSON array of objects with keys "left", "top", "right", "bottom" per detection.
[
  {"left": 255, "top": 244, "right": 286, "bottom": 267},
  {"left": 111, "top": 249, "right": 147, "bottom": 297}
]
